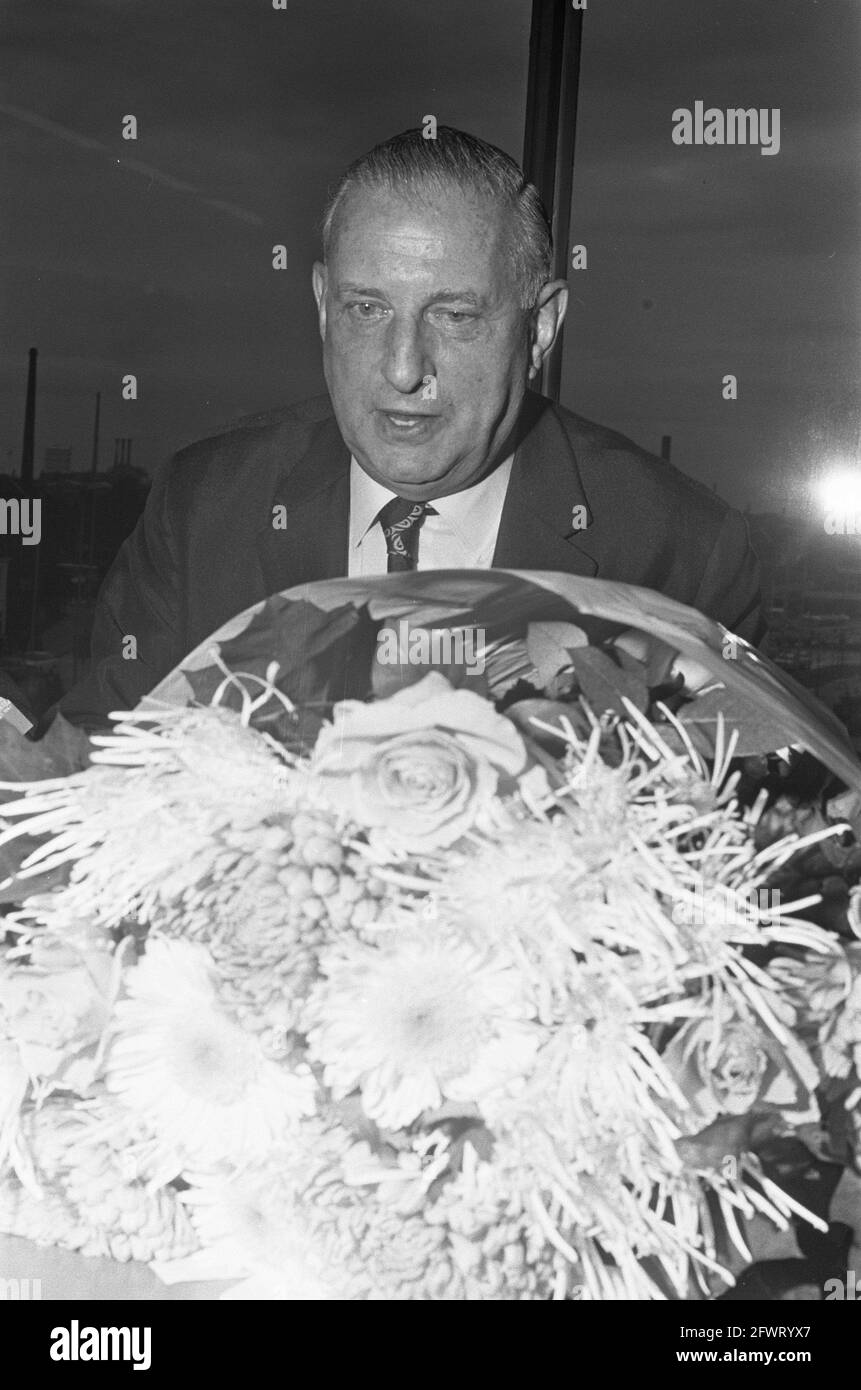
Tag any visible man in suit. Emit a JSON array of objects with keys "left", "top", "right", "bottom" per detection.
[{"left": 53, "top": 126, "right": 763, "bottom": 731}]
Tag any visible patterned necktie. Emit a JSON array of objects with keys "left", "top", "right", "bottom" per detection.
[{"left": 377, "top": 496, "right": 437, "bottom": 572}]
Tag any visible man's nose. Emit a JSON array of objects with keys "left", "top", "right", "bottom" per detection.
[{"left": 381, "top": 316, "right": 434, "bottom": 394}]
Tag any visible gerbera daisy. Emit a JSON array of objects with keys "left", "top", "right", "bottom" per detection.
[
  {"left": 177, "top": 1165, "right": 343, "bottom": 1299},
  {"left": 304, "top": 927, "right": 537, "bottom": 1130},
  {"left": 105, "top": 939, "right": 315, "bottom": 1166}
]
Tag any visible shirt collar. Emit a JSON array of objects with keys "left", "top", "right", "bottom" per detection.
[
  {"left": 349, "top": 464, "right": 400, "bottom": 549},
  {"left": 349, "top": 454, "right": 514, "bottom": 550}
]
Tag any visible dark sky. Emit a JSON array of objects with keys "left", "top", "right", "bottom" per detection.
[{"left": 1, "top": 0, "right": 858, "bottom": 516}]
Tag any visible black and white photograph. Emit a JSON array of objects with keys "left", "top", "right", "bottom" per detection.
[{"left": 0, "top": 0, "right": 860, "bottom": 1336}]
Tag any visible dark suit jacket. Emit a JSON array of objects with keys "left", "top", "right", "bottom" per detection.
[{"left": 53, "top": 391, "right": 764, "bottom": 730}]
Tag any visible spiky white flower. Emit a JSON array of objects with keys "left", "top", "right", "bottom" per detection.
[{"left": 0, "top": 705, "right": 295, "bottom": 932}]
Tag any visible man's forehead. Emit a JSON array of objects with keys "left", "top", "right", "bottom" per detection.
[
  {"left": 376, "top": 231, "right": 446, "bottom": 260},
  {"left": 331, "top": 185, "right": 510, "bottom": 267}
]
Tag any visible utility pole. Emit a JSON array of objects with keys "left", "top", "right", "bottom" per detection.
[
  {"left": 87, "top": 391, "right": 101, "bottom": 571},
  {"left": 21, "top": 348, "right": 39, "bottom": 648},
  {"left": 90, "top": 391, "right": 101, "bottom": 476}
]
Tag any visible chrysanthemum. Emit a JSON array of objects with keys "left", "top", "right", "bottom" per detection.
[
  {"left": 1, "top": 1094, "right": 199, "bottom": 1263},
  {"left": 439, "top": 822, "right": 610, "bottom": 941},
  {"left": 89, "top": 703, "right": 297, "bottom": 824},
  {"left": 482, "top": 970, "right": 686, "bottom": 1189},
  {"left": 105, "top": 939, "right": 316, "bottom": 1166},
  {"left": 0, "top": 1039, "right": 28, "bottom": 1169},
  {"left": 0, "top": 704, "right": 296, "bottom": 931},
  {"left": 434, "top": 822, "right": 687, "bottom": 1020},
  {"left": 426, "top": 1132, "right": 662, "bottom": 1299},
  {"left": 305, "top": 927, "right": 537, "bottom": 1130}
]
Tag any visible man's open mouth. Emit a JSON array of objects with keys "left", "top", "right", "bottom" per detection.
[
  {"left": 377, "top": 410, "right": 442, "bottom": 435},
  {"left": 381, "top": 411, "right": 438, "bottom": 424}
]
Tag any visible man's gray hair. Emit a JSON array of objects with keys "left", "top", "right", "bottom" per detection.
[{"left": 321, "top": 126, "right": 553, "bottom": 310}]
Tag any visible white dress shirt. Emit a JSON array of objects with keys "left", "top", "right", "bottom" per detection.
[{"left": 348, "top": 454, "right": 514, "bottom": 576}]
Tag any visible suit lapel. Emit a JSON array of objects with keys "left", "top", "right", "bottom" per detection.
[
  {"left": 254, "top": 392, "right": 608, "bottom": 597},
  {"left": 492, "top": 394, "right": 599, "bottom": 577},
  {"left": 254, "top": 414, "right": 351, "bottom": 595}
]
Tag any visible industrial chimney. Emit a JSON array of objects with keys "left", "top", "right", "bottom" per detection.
[{"left": 20, "top": 347, "right": 38, "bottom": 485}]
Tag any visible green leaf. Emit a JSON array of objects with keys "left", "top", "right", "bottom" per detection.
[
  {"left": 504, "top": 698, "right": 592, "bottom": 753},
  {"left": 184, "top": 598, "right": 380, "bottom": 750},
  {"left": 371, "top": 626, "right": 492, "bottom": 701},
  {"left": 33, "top": 714, "right": 92, "bottom": 776},
  {"left": 0, "top": 727, "right": 57, "bottom": 788},
  {"left": 0, "top": 716, "right": 91, "bottom": 902},
  {"left": 567, "top": 646, "right": 649, "bottom": 715},
  {"left": 0, "top": 860, "right": 71, "bottom": 905},
  {"left": 827, "top": 788, "right": 861, "bottom": 840},
  {"left": 678, "top": 686, "right": 800, "bottom": 757},
  {"left": 526, "top": 620, "right": 588, "bottom": 688},
  {"left": 0, "top": 713, "right": 91, "bottom": 799}
]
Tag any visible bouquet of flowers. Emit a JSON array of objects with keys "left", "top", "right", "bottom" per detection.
[{"left": 0, "top": 569, "right": 859, "bottom": 1300}]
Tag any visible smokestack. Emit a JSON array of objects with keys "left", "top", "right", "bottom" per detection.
[
  {"left": 88, "top": 391, "right": 102, "bottom": 567},
  {"left": 90, "top": 391, "right": 101, "bottom": 476},
  {"left": 20, "top": 347, "right": 38, "bottom": 484}
]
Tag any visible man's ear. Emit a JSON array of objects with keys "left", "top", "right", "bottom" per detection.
[
  {"left": 312, "top": 262, "right": 328, "bottom": 340},
  {"left": 527, "top": 280, "right": 569, "bottom": 381}
]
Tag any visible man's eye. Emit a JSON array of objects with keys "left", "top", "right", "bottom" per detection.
[
  {"left": 434, "top": 309, "right": 476, "bottom": 325},
  {"left": 347, "top": 301, "right": 385, "bottom": 320}
]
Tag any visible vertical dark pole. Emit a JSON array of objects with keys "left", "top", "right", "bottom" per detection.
[
  {"left": 20, "top": 348, "right": 38, "bottom": 484},
  {"left": 88, "top": 391, "right": 101, "bottom": 570},
  {"left": 27, "top": 543, "right": 41, "bottom": 650},
  {"left": 522, "top": 0, "right": 584, "bottom": 402},
  {"left": 660, "top": 434, "right": 672, "bottom": 461},
  {"left": 21, "top": 349, "right": 40, "bottom": 647},
  {"left": 90, "top": 392, "right": 101, "bottom": 476}
]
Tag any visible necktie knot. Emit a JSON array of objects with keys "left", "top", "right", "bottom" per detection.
[{"left": 377, "top": 496, "right": 437, "bottom": 571}]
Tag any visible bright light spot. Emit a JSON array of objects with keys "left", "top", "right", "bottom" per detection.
[{"left": 817, "top": 468, "right": 861, "bottom": 517}]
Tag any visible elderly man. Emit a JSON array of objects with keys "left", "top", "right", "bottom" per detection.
[{"left": 54, "top": 125, "right": 763, "bottom": 731}]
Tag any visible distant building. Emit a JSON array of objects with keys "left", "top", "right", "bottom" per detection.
[
  {"left": 750, "top": 513, "right": 861, "bottom": 750},
  {"left": 43, "top": 446, "right": 72, "bottom": 474},
  {"left": 0, "top": 555, "right": 8, "bottom": 638}
]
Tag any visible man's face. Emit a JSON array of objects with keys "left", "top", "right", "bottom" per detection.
[{"left": 312, "top": 183, "right": 565, "bottom": 500}]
